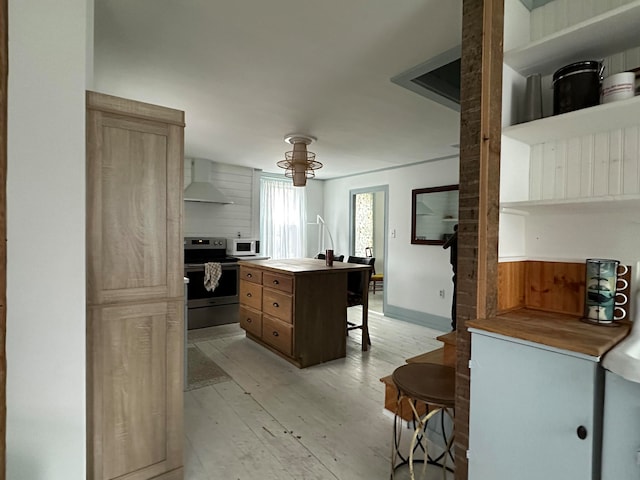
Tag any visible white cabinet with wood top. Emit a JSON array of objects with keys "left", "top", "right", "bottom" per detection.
[
  {"left": 86, "top": 91, "right": 185, "bottom": 480},
  {"left": 468, "top": 330, "right": 602, "bottom": 480}
]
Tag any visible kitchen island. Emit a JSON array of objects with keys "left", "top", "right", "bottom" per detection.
[{"left": 237, "top": 258, "right": 372, "bottom": 368}]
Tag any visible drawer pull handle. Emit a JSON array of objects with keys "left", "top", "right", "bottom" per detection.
[
  {"left": 247, "top": 273, "right": 253, "bottom": 278},
  {"left": 272, "top": 331, "right": 279, "bottom": 337},
  {"left": 247, "top": 293, "right": 252, "bottom": 297},
  {"left": 246, "top": 318, "right": 252, "bottom": 323},
  {"left": 273, "top": 302, "right": 279, "bottom": 308},
  {"left": 273, "top": 279, "right": 279, "bottom": 285}
]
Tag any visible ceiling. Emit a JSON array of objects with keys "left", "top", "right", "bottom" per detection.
[{"left": 94, "top": 0, "right": 463, "bottom": 179}]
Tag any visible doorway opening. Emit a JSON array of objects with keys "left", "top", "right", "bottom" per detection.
[{"left": 349, "top": 185, "right": 388, "bottom": 314}]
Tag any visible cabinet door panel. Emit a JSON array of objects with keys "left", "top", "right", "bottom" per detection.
[
  {"left": 88, "top": 301, "right": 183, "bottom": 480},
  {"left": 87, "top": 109, "right": 183, "bottom": 305},
  {"left": 469, "top": 333, "right": 598, "bottom": 480},
  {"left": 602, "top": 370, "right": 640, "bottom": 480},
  {"left": 102, "top": 123, "right": 167, "bottom": 290}
]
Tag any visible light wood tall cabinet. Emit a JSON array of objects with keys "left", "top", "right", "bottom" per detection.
[{"left": 86, "top": 91, "right": 185, "bottom": 480}]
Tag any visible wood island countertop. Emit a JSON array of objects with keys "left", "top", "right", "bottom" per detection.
[
  {"left": 237, "top": 258, "right": 372, "bottom": 275},
  {"left": 468, "top": 309, "right": 631, "bottom": 358}
]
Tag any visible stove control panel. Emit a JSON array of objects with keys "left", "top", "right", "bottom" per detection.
[{"left": 184, "top": 237, "right": 227, "bottom": 249}]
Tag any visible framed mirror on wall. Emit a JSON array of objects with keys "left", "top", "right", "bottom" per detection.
[{"left": 411, "top": 184, "right": 459, "bottom": 245}]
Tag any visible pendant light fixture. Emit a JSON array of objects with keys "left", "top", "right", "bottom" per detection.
[{"left": 277, "top": 134, "right": 322, "bottom": 187}]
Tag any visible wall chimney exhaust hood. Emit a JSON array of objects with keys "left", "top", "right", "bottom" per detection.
[{"left": 184, "top": 158, "right": 233, "bottom": 204}]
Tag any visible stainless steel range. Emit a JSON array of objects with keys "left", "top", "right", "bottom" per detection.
[{"left": 184, "top": 237, "right": 239, "bottom": 329}]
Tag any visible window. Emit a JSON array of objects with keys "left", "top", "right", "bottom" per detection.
[{"left": 260, "top": 177, "right": 306, "bottom": 259}]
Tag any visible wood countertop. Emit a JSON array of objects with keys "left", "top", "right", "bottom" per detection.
[
  {"left": 468, "top": 308, "right": 631, "bottom": 358},
  {"left": 237, "top": 258, "right": 372, "bottom": 275}
]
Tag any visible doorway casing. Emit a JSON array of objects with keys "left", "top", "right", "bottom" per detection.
[{"left": 349, "top": 185, "right": 388, "bottom": 312}]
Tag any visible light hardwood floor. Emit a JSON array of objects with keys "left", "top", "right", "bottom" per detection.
[{"left": 185, "top": 305, "right": 453, "bottom": 480}]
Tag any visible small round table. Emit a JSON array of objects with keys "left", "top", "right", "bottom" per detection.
[{"left": 390, "top": 363, "right": 456, "bottom": 479}]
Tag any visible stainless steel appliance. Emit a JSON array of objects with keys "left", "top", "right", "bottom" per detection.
[
  {"left": 184, "top": 237, "right": 239, "bottom": 329},
  {"left": 226, "top": 237, "right": 260, "bottom": 256}
]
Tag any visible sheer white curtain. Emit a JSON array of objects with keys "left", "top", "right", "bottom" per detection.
[{"left": 260, "top": 177, "right": 306, "bottom": 259}]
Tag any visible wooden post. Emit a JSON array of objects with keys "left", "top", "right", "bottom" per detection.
[
  {"left": 456, "top": 0, "right": 503, "bottom": 478},
  {"left": 0, "top": 0, "right": 7, "bottom": 476}
]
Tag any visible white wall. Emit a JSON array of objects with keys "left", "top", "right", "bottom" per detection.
[
  {"left": 7, "top": 0, "right": 89, "bottom": 477},
  {"left": 324, "top": 157, "right": 458, "bottom": 328},
  {"left": 525, "top": 210, "right": 640, "bottom": 274},
  {"left": 498, "top": 212, "right": 527, "bottom": 259}
]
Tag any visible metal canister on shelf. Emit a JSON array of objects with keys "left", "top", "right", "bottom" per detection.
[
  {"left": 552, "top": 60, "right": 603, "bottom": 115},
  {"left": 523, "top": 73, "right": 543, "bottom": 122}
]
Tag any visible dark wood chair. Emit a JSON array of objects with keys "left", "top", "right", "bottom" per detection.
[
  {"left": 365, "top": 247, "right": 383, "bottom": 294},
  {"left": 346, "top": 255, "right": 375, "bottom": 345}
]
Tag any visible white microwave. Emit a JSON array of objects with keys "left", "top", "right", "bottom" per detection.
[{"left": 227, "top": 238, "right": 260, "bottom": 256}]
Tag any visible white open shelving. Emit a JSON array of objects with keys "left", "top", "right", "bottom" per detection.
[
  {"left": 501, "top": 195, "right": 640, "bottom": 214},
  {"left": 502, "top": 95, "right": 640, "bottom": 145},
  {"left": 501, "top": 2, "right": 640, "bottom": 215},
  {"left": 504, "top": 0, "right": 640, "bottom": 76}
]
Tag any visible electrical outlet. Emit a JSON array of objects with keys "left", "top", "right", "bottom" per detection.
[{"left": 439, "top": 289, "right": 445, "bottom": 298}]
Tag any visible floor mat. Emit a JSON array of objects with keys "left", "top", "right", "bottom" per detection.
[{"left": 186, "top": 345, "right": 231, "bottom": 391}]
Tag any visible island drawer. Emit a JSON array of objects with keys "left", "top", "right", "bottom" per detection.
[
  {"left": 240, "top": 266, "right": 263, "bottom": 285},
  {"left": 263, "top": 272, "right": 293, "bottom": 293},
  {"left": 262, "top": 289, "right": 293, "bottom": 323},
  {"left": 240, "top": 280, "right": 262, "bottom": 310},
  {"left": 239, "top": 306, "right": 262, "bottom": 337},
  {"left": 262, "top": 315, "right": 293, "bottom": 356}
]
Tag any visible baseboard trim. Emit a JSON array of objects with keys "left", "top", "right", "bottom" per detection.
[{"left": 383, "top": 304, "right": 451, "bottom": 332}]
